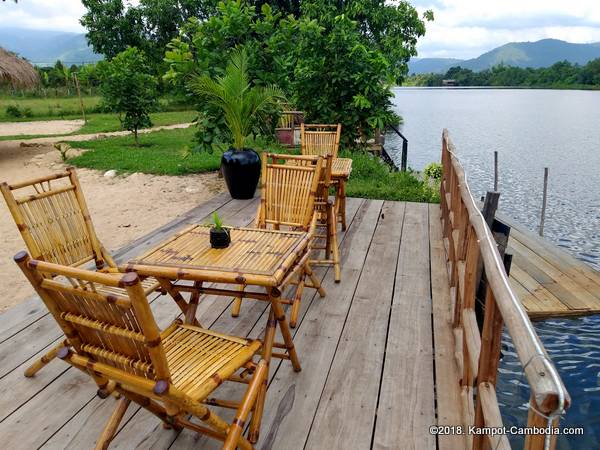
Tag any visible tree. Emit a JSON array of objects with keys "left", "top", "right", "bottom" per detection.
[
  {"left": 100, "top": 47, "right": 158, "bottom": 146},
  {"left": 164, "top": 0, "right": 432, "bottom": 149},
  {"left": 81, "top": 0, "right": 218, "bottom": 64}
]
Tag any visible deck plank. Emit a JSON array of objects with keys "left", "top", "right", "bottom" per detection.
[
  {"left": 373, "top": 202, "right": 435, "bottom": 450},
  {"left": 429, "top": 204, "right": 467, "bottom": 450},
  {"left": 303, "top": 201, "right": 403, "bottom": 449}
]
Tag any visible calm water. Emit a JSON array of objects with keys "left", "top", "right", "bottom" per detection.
[{"left": 388, "top": 88, "right": 600, "bottom": 448}]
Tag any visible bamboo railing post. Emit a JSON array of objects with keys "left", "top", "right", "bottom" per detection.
[{"left": 524, "top": 395, "right": 559, "bottom": 450}]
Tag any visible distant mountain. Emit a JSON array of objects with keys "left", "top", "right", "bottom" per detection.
[
  {"left": 0, "top": 27, "right": 102, "bottom": 66},
  {"left": 409, "top": 39, "right": 600, "bottom": 74},
  {"left": 408, "top": 58, "right": 463, "bottom": 75}
]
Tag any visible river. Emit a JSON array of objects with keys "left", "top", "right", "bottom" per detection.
[{"left": 387, "top": 87, "right": 600, "bottom": 448}]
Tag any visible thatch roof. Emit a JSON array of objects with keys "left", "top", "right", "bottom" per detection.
[{"left": 0, "top": 47, "right": 39, "bottom": 89}]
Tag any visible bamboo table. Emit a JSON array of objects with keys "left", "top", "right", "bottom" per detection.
[
  {"left": 125, "top": 225, "right": 309, "bottom": 374},
  {"left": 332, "top": 157, "right": 353, "bottom": 231}
]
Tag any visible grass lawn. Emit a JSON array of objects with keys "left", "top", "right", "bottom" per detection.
[
  {"left": 67, "top": 127, "right": 440, "bottom": 203},
  {"left": 0, "top": 95, "right": 102, "bottom": 120},
  {"left": 68, "top": 127, "right": 220, "bottom": 175}
]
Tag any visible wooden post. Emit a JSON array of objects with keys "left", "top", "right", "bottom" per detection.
[
  {"left": 539, "top": 167, "right": 548, "bottom": 236},
  {"left": 73, "top": 73, "right": 87, "bottom": 124},
  {"left": 401, "top": 138, "right": 408, "bottom": 172},
  {"left": 524, "top": 395, "right": 559, "bottom": 450},
  {"left": 493, "top": 151, "right": 498, "bottom": 191}
]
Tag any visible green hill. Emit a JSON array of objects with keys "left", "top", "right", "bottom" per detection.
[{"left": 409, "top": 39, "right": 600, "bottom": 74}]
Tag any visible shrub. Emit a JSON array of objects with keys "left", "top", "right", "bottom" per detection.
[
  {"left": 5, "top": 105, "right": 22, "bottom": 118},
  {"left": 424, "top": 162, "right": 442, "bottom": 181}
]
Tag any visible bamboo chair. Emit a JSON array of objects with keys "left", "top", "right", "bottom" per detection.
[
  {"left": 15, "top": 252, "right": 267, "bottom": 450},
  {"left": 300, "top": 125, "right": 342, "bottom": 282},
  {"left": 230, "top": 153, "right": 326, "bottom": 327},
  {"left": 300, "top": 123, "right": 341, "bottom": 158},
  {"left": 0, "top": 168, "right": 160, "bottom": 377},
  {"left": 300, "top": 123, "right": 347, "bottom": 232}
]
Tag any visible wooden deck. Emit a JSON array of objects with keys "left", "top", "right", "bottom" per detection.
[
  {"left": 0, "top": 194, "right": 468, "bottom": 449},
  {"left": 501, "top": 214, "right": 600, "bottom": 319}
]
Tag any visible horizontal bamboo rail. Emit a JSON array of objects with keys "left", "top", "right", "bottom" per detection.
[{"left": 440, "top": 129, "right": 569, "bottom": 450}]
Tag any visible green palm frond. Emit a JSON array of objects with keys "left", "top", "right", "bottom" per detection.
[{"left": 190, "top": 48, "right": 286, "bottom": 150}]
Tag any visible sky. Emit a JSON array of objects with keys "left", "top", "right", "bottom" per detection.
[{"left": 1, "top": 0, "right": 600, "bottom": 59}]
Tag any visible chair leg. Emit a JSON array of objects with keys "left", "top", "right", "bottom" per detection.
[
  {"left": 94, "top": 398, "right": 131, "bottom": 450},
  {"left": 290, "top": 270, "right": 307, "bottom": 328},
  {"left": 24, "top": 340, "right": 66, "bottom": 377},
  {"left": 305, "top": 262, "right": 326, "bottom": 297},
  {"left": 231, "top": 284, "right": 244, "bottom": 317},
  {"left": 339, "top": 181, "right": 347, "bottom": 231},
  {"left": 329, "top": 206, "right": 341, "bottom": 282},
  {"left": 224, "top": 360, "right": 268, "bottom": 450}
]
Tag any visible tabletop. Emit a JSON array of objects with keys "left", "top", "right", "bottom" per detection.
[
  {"left": 332, "top": 158, "right": 353, "bottom": 178},
  {"left": 127, "top": 225, "right": 310, "bottom": 287}
]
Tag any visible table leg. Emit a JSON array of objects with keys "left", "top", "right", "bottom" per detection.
[
  {"left": 184, "top": 281, "right": 202, "bottom": 325},
  {"left": 157, "top": 278, "right": 200, "bottom": 327},
  {"left": 271, "top": 296, "right": 301, "bottom": 372}
]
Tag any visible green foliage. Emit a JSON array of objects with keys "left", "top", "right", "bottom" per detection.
[
  {"left": 100, "top": 47, "right": 159, "bottom": 145},
  {"left": 5, "top": 104, "right": 32, "bottom": 118},
  {"left": 424, "top": 162, "right": 442, "bottom": 181},
  {"left": 212, "top": 212, "right": 224, "bottom": 230},
  {"left": 164, "top": 0, "right": 431, "bottom": 151},
  {"left": 189, "top": 48, "right": 286, "bottom": 150},
  {"left": 341, "top": 150, "right": 439, "bottom": 203},
  {"left": 408, "top": 58, "right": 600, "bottom": 89}
]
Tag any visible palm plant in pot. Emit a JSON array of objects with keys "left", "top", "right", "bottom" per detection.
[{"left": 190, "top": 48, "right": 286, "bottom": 199}]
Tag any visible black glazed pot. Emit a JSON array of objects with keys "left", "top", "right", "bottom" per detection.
[
  {"left": 210, "top": 227, "right": 231, "bottom": 249},
  {"left": 221, "top": 148, "right": 261, "bottom": 199}
]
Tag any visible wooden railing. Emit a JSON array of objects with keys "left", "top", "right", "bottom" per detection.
[{"left": 440, "top": 130, "right": 570, "bottom": 450}]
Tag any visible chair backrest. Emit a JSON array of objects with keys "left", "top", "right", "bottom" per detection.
[
  {"left": 300, "top": 123, "right": 342, "bottom": 158},
  {"left": 257, "top": 153, "right": 323, "bottom": 230},
  {"left": 15, "top": 252, "right": 169, "bottom": 382},
  {"left": 0, "top": 168, "right": 113, "bottom": 270}
]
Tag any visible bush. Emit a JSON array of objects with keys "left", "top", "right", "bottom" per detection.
[
  {"left": 6, "top": 105, "right": 22, "bottom": 118},
  {"left": 424, "top": 162, "right": 442, "bottom": 181}
]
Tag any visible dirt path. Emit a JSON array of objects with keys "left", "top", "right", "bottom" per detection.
[
  {"left": 0, "top": 135, "right": 224, "bottom": 312},
  {"left": 0, "top": 122, "right": 192, "bottom": 144},
  {"left": 0, "top": 119, "right": 84, "bottom": 137}
]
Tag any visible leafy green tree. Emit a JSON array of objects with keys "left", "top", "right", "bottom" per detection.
[
  {"left": 100, "top": 47, "right": 158, "bottom": 146},
  {"left": 165, "top": 0, "right": 431, "bottom": 149}
]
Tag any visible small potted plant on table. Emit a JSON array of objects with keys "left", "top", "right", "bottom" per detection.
[
  {"left": 209, "top": 212, "right": 230, "bottom": 249},
  {"left": 190, "top": 48, "right": 286, "bottom": 199}
]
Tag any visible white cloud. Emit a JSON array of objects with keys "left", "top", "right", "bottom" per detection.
[
  {"left": 0, "top": 0, "right": 87, "bottom": 32},
  {"left": 1, "top": 0, "right": 600, "bottom": 58},
  {"left": 416, "top": 0, "right": 600, "bottom": 58}
]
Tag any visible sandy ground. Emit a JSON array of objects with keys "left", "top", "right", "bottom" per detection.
[
  {"left": 0, "top": 138, "right": 225, "bottom": 312},
  {"left": 0, "top": 119, "right": 84, "bottom": 136}
]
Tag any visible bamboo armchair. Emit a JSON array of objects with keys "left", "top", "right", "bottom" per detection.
[
  {"left": 230, "top": 153, "right": 326, "bottom": 327},
  {"left": 15, "top": 252, "right": 267, "bottom": 450},
  {"left": 0, "top": 168, "right": 160, "bottom": 377},
  {"left": 300, "top": 123, "right": 342, "bottom": 158}
]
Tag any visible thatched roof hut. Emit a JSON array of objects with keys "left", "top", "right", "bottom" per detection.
[{"left": 0, "top": 47, "right": 39, "bottom": 89}]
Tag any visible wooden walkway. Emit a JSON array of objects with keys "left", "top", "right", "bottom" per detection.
[
  {"left": 0, "top": 194, "right": 467, "bottom": 450},
  {"left": 501, "top": 214, "right": 600, "bottom": 319}
]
